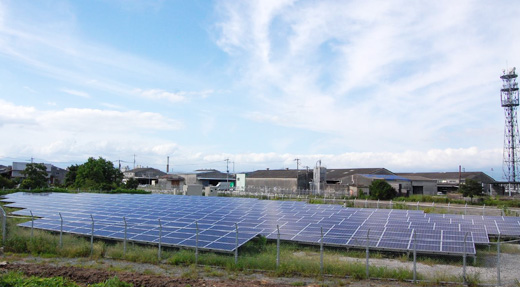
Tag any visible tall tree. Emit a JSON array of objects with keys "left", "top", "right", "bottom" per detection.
[
  {"left": 459, "top": 179, "right": 484, "bottom": 203},
  {"left": 20, "top": 163, "right": 48, "bottom": 189},
  {"left": 74, "top": 157, "right": 123, "bottom": 190},
  {"left": 0, "top": 176, "right": 15, "bottom": 189},
  {"left": 368, "top": 179, "right": 397, "bottom": 200},
  {"left": 64, "top": 164, "right": 79, "bottom": 187}
]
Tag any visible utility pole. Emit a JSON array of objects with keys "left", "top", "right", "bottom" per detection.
[
  {"left": 167, "top": 156, "right": 170, "bottom": 173},
  {"left": 133, "top": 154, "right": 136, "bottom": 169},
  {"left": 225, "top": 158, "right": 230, "bottom": 190},
  {"left": 294, "top": 158, "right": 300, "bottom": 189},
  {"left": 315, "top": 160, "right": 321, "bottom": 195}
]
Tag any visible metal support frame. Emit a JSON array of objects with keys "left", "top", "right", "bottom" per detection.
[
  {"left": 320, "top": 227, "right": 324, "bottom": 277},
  {"left": 123, "top": 217, "right": 127, "bottom": 256},
  {"left": 195, "top": 221, "right": 199, "bottom": 264},
  {"left": 497, "top": 233, "right": 501, "bottom": 286},
  {"left": 158, "top": 219, "right": 162, "bottom": 261},
  {"left": 59, "top": 213, "right": 63, "bottom": 248},
  {"left": 90, "top": 215, "right": 94, "bottom": 256},
  {"left": 413, "top": 230, "right": 417, "bottom": 283},
  {"left": 234, "top": 223, "right": 238, "bottom": 264},
  {"left": 366, "top": 229, "right": 370, "bottom": 279},
  {"left": 0, "top": 206, "right": 6, "bottom": 245},
  {"left": 463, "top": 232, "right": 468, "bottom": 284},
  {"left": 30, "top": 210, "right": 34, "bottom": 238},
  {"left": 276, "top": 225, "right": 280, "bottom": 268}
]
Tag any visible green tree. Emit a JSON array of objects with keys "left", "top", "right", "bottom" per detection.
[
  {"left": 368, "top": 179, "right": 397, "bottom": 200},
  {"left": 74, "top": 157, "right": 123, "bottom": 190},
  {"left": 459, "top": 179, "right": 484, "bottom": 203},
  {"left": 0, "top": 176, "right": 15, "bottom": 189},
  {"left": 19, "top": 163, "right": 48, "bottom": 189},
  {"left": 124, "top": 178, "right": 139, "bottom": 190},
  {"left": 64, "top": 164, "right": 79, "bottom": 187}
]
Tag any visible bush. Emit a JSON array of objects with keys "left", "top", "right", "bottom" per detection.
[{"left": 368, "top": 180, "right": 397, "bottom": 200}]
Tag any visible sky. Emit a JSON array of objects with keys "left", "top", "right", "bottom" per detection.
[{"left": 0, "top": 0, "right": 519, "bottom": 179}]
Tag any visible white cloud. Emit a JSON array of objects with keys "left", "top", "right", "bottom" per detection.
[
  {"left": 61, "top": 88, "right": 90, "bottom": 98},
  {"left": 0, "top": 100, "right": 183, "bottom": 163},
  {"left": 134, "top": 88, "right": 214, "bottom": 103},
  {"left": 215, "top": 0, "right": 518, "bottom": 152}
]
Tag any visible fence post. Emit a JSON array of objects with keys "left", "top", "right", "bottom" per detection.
[
  {"left": 366, "top": 229, "right": 370, "bottom": 279},
  {"left": 447, "top": 202, "right": 450, "bottom": 213},
  {"left": 123, "top": 217, "right": 127, "bottom": 256},
  {"left": 90, "top": 215, "right": 94, "bottom": 256},
  {"left": 158, "top": 219, "right": 162, "bottom": 261},
  {"left": 482, "top": 204, "right": 486, "bottom": 216},
  {"left": 235, "top": 223, "right": 239, "bottom": 265},
  {"left": 0, "top": 206, "right": 5, "bottom": 245},
  {"left": 497, "top": 233, "right": 501, "bottom": 286},
  {"left": 377, "top": 199, "right": 379, "bottom": 209},
  {"left": 463, "top": 232, "right": 468, "bottom": 284},
  {"left": 30, "top": 210, "right": 34, "bottom": 238},
  {"left": 195, "top": 221, "right": 199, "bottom": 265},
  {"left": 364, "top": 198, "right": 368, "bottom": 208},
  {"left": 276, "top": 225, "right": 280, "bottom": 268},
  {"left": 413, "top": 230, "right": 417, "bottom": 283},
  {"left": 465, "top": 203, "right": 467, "bottom": 215},
  {"left": 416, "top": 201, "right": 419, "bottom": 210},
  {"left": 320, "top": 227, "right": 324, "bottom": 277},
  {"left": 59, "top": 213, "right": 63, "bottom": 248}
]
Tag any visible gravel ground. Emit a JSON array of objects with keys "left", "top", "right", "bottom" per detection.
[
  {"left": 337, "top": 252, "right": 520, "bottom": 285},
  {"left": 5, "top": 251, "right": 520, "bottom": 286}
]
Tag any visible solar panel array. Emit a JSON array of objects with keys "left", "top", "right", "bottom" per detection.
[{"left": 3, "top": 192, "right": 519, "bottom": 255}]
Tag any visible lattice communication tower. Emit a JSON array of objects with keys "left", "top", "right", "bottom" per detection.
[{"left": 501, "top": 67, "right": 520, "bottom": 184}]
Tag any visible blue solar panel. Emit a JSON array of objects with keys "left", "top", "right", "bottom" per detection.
[{"left": 6, "top": 192, "right": 513, "bottom": 255}]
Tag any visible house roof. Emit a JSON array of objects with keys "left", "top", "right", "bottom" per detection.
[
  {"left": 159, "top": 174, "right": 185, "bottom": 181},
  {"left": 398, "top": 174, "right": 437, "bottom": 182},
  {"left": 396, "top": 172, "right": 496, "bottom": 184},
  {"left": 126, "top": 167, "right": 166, "bottom": 178},
  {"left": 326, "top": 168, "right": 394, "bottom": 181},
  {"left": 246, "top": 169, "right": 305, "bottom": 179},
  {"left": 358, "top": 174, "right": 411, "bottom": 181},
  {"left": 196, "top": 170, "right": 232, "bottom": 180}
]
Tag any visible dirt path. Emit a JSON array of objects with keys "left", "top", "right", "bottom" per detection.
[{"left": 1, "top": 256, "right": 426, "bottom": 287}]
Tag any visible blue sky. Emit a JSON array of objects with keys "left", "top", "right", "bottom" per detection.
[{"left": 0, "top": 0, "right": 519, "bottom": 179}]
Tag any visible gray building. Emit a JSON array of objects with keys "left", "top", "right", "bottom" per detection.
[
  {"left": 397, "top": 172, "right": 498, "bottom": 195},
  {"left": 123, "top": 167, "right": 166, "bottom": 185},
  {"left": 245, "top": 168, "right": 313, "bottom": 191},
  {"left": 178, "top": 169, "right": 235, "bottom": 189},
  {"left": 11, "top": 162, "right": 67, "bottom": 185}
]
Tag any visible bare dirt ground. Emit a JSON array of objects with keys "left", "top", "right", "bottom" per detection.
[{"left": 1, "top": 256, "right": 426, "bottom": 287}]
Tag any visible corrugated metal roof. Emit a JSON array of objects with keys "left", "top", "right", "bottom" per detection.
[
  {"left": 246, "top": 169, "right": 303, "bottom": 179},
  {"left": 359, "top": 174, "right": 411, "bottom": 181}
]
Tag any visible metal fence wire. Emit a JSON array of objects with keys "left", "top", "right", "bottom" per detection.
[{"left": 2, "top": 205, "right": 520, "bottom": 286}]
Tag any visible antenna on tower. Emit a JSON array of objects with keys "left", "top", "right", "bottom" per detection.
[{"left": 500, "top": 67, "right": 520, "bottom": 196}]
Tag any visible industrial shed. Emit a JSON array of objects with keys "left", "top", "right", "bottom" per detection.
[{"left": 245, "top": 169, "right": 312, "bottom": 191}]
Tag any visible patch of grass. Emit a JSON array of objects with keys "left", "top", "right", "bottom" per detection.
[
  {"left": 0, "top": 271, "right": 79, "bottom": 287},
  {"left": 207, "top": 269, "right": 225, "bottom": 277},
  {"left": 90, "top": 276, "right": 133, "bottom": 287},
  {"left": 463, "top": 272, "right": 481, "bottom": 287},
  {"left": 180, "top": 264, "right": 199, "bottom": 280}
]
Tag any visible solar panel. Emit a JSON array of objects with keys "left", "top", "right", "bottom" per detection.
[{"left": 7, "top": 192, "right": 516, "bottom": 255}]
